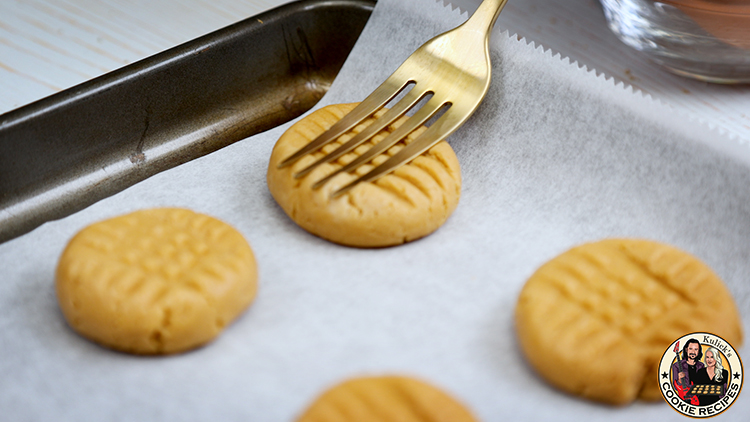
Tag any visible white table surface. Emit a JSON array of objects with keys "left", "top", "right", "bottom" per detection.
[{"left": 1, "top": 0, "right": 748, "bottom": 142}]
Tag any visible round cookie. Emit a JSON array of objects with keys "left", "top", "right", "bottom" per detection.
[
  {"left": 296, "top": 376, "right": 477, "bottom": 422},
  {"left": 56, "top": 208, "right": 258, "bottom": 354},
  {"left": 514, "top": 238, "right": 742, "bottom": 405},
  {"left": 267, "top": 103, "right": 461, "bottom": 248}
]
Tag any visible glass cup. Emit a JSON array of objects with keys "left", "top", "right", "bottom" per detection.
[{"left": 600, "top": 0, "right": 750, "bottom": 83}]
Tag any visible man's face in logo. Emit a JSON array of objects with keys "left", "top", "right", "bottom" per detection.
[{"left": 687, "top": 343, "right": 700, "bottom": 361}]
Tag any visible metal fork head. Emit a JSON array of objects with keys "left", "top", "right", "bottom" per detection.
[{"left": 277, "top": 0, "right": 508, "bottom": 198}]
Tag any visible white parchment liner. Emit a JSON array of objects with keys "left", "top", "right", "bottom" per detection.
[{"left": 1, "top": 0, "right": 748, "bottom": 420}]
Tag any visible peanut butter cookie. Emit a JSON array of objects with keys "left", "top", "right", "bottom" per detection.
[
  {"left": 267, "top": 103, "right": 461, "bottom": 248},
  {"left": 515, "top": 238, "right": 742, "bottom": 405},
  {"left": 56, "top": 208, "right": 258, "bottom": 354},
  {"left": 296, "top": 375, "right": 478, "bottom": 422}
]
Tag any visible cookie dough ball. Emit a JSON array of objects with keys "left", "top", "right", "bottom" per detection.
[
  {"left": 267, "top": 103, "right": 461, "bottom": 248},
  {"left": 515, "top": 239, "right": 742, "bottom": 405},
  {"left": 56, "top": 208, "right": 258, "bottom": 354},
  {"left": 296, "top": 376, "right": 478, "bottom": 422}
]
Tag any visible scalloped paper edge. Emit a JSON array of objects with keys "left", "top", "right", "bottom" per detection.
[{"left": 440, "top": 0, "right": 748, "bottom": 147}]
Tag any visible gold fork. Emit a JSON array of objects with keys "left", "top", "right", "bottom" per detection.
[{"left": 278, "top": 0, "right": 508, "bottom": 197}]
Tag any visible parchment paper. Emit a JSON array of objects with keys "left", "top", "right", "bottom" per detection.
[{"left": 1, "top": 0, "right": 749, "bottom": 420}]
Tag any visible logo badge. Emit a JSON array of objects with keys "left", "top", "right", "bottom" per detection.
[{"left": 659, "top": 332, "right": 743, "bottom": 418}]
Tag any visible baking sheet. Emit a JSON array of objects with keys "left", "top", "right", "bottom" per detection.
[
  {"left": 0, "top": 0, "right": 373, "bottom": 244},
  {"left": 1, "top": 0, "right": 749, "bottom": 420}
]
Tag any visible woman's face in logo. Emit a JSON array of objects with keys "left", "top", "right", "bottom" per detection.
[{"left": 705, "top": 350, "right": 716, "bottom": 368}]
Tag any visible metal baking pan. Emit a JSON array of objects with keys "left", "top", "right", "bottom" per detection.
[{"left": 0, "top": 0, "right": 375, "bottom": 244}]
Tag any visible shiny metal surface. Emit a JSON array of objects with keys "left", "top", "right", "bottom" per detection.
[
  {"left": 0, "top": 0, "right": 375, "bottom": 243},
  {"left": 279, "top": 0, "right": 508, "bottom": 197}
]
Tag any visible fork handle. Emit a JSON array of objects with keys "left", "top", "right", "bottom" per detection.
[{"left": 465, "top": 0, "right": 509, "bottom": 35}]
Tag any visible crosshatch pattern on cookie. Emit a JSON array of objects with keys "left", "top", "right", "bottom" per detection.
[
  {"left": 56, "top": 208, "right": 258, "bottom": 355},
  {"left": 538, "top": 246, "right": 701, "bottom": 336},
  {"left": 286, "top": 104, "right": 460, "bottom": 205},
  {"left": 296, "top": 376, "right": 477, "bottom": 422},
  {"left": 267, "top": 103, "right": 462, "bottom": 248},
  {"left": 515, "top": 239, "right": 742, "bottom": 405}
]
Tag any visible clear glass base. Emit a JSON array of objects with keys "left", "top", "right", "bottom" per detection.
[{"left": 600, "top": 0, "right": 750, "bottom": 83}]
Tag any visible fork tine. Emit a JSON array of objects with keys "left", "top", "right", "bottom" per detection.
[
  {"left": 293, "top": 84, "right": 428, "bottom": 179},
  {"left": 277, "top": 75, "right": 411, "bottom": 169},
  {"left": 331, "top": 107, "right": 463, "bottom": 198},
  {"left": 312, "top": 97, "right": 448, "bottom": 190}
]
